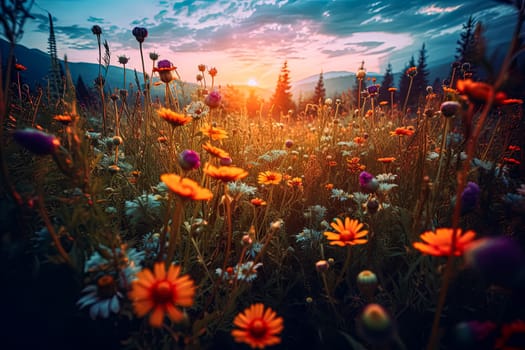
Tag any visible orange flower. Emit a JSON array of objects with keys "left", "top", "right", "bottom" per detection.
[
  {"left": 412, "top": 228, "right": 476, "bottom": 256},
  {"left": 508, "top": 145, "right": 521, "bottom": 152},
  {"left": 258, "top": 171, "right": 282, "bottom": 185},
  {"left": 456, "top": 79, "right": 508, "bottom": 105},
  {"left": 347, "top": 157, "right": 366, "bottom": 174},
  {"left": 287, "top": 177, "right": 303, "bottom": 188},
  {"left": 390, "top": 127, "right": 415, "bottom": 136},
  {"left": 379, "top": 101, "right": 389, "bottom": 106},
  {"left": 325, "top": 183, "right": 334, "bottom": 190},
  {"left": 354, "top": 136, "right": 366, "bottom": 145},
  {"left": 232, "top": 303, "right": 284, "bottom": 349},
  {"left": 204, "top": 163, "right": 248, "bottom": 182},
  {"left": 502, "top": 98, "right": 523, "bottom": 105},
  {"left": 202, "top": 142, "right": 230, "bottom": 158},
  {"left": 324, "top": 217, "right": 368, "bottom": 246},
  {"left": 129, "top": 262, "right": 196, "bottom": 328},
  {"left": 200, "top": 123, "right": 228, "bottom": 141},
  {"left": 503, "top": 157, "right": 521, "bottom": 165},
  {"left": 161, "top": 174, "right": 213, "bottom": 201},
  {"left": 377, "top": 157, "right": 396, "bottom": 163},
  {"left": 53, "top": 114, "right": 73, "bottom": 124},
  {"left": 251, "top": 198, "right": 267, "bottom": 207},
  {"left": 328, "top": 160, "right": 337, "bottom": 167},
  {"left": 388, "top": 87, "right": 397, "bottom": 92},
  {"left": 157, "top": 107, "right": 192, "bottom": 127},
  {"left": 15, "top": 63, "right": 27, "bottom": 71}
]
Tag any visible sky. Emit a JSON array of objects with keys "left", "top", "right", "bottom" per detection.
[{"left": 17, "top": 0, "right": 520, "bottom": 88}]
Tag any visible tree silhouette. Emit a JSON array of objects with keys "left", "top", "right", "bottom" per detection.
[
  {"left": 312, "top": 72, "right": 326, "bottom": 105},
  {"left": 455, "top": 15, "right": 478, "bottom": 79},
  {"left": 378, "top": 63, "right": 394, "bottom": 103},
  {"left": 47, "top": 12, "right": 63, "bottom": 103},
  {"left": 270, "top": 61, "right": 294, "bottom": 119},
  {"left": 413, "top": 43, "right": 430, "bottom": 106}
]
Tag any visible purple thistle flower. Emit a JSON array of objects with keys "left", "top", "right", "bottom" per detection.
[
  {"left": 13, "top": 128, "right": 60, "bottom": 155},
  {"left": 204, "top": 90, "right": 221, "bottom": 108},
  {"left": 285, "top": 139, "right": 294, "bottom": 148},
  {"left": 157, "top": 59, "right": 174, "bottom": 70},
  {"left": 178, "top": 149, "right": 201, "bottom": 171}
]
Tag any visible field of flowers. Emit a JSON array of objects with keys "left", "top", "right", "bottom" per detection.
[{"left": 1, "top": 2, "right": 525, "bottom": 350}]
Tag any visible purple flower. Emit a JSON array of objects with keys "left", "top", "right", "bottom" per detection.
[
  {"left": 465, "top": 237, "right": 525, "bottom": 289},
  {"left": 359, "top": 171, "right": 378, "bottom": 193},
  {"left": 204, "top": 90, "right": 221, "bottom": 108},
  {"left": 13, "top": 128, "right": 60, "bottom": 155},
  {"left": 132, "top": 27, "right": 148, "bottom": 43},
  {"left": 461, "top": 181, "right": 480, "bottom": 214},
  {"left": 440, "top": 101, "right": 461, "bottom": 118},
  {"left": 285, "top": 140, "right": 294, "bottom": 148},
  {"left": 178, "top": 149, "right": 201, "bottom": 170},
  {"left": 367, "top": 85, "right": 378, "bottom": 95},
  {"left": 156, "top": 59, "right": 174, "bottom": 70}
]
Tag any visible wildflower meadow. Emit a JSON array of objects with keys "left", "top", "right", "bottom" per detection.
[{"left": 1, "top": 1, "right": 525, "bottom": 349}]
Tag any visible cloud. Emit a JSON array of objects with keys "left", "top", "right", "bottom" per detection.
[{"left": 416, "top": 4, "right": 462, "bottom": 15}]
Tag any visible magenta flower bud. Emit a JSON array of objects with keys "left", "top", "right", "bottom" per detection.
[
  {"left": 219, "top": 157, "right": 232, "bottom": 166},
  {"left": 285, "top": 139, "right": 294, "bottom": 148},
  {"left": 204, "top": 90, "right": 221, "bottom": 108},
  {"left": 13, "top": 128, "right": 60, "bottom": 155},
  {"left": 359, "top": 171, "right": 378, "bottom": 193},
  {"left": 157, "top": 59, "right": 174, "bottom": 70},
  {"left": 132, "top": 27, "right": 148, "bottom": 43},
  {"left": 178, "top": 149, "right": 201, "bottom": 170}
]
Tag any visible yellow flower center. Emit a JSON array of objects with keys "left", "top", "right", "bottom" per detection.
[
  {"left": 153, "top": 281, "right": 174, "bottom": 304},
  {"left": 249, "top": 319, "right": 267, "bottom": 339}
]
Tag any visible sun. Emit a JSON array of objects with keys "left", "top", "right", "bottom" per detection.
[{"left": 247, "top": 79, "right": 258, "bottom": 87}]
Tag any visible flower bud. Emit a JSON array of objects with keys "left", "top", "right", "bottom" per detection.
[
  {"left": 315, "top": 260, "right": 329, "bottom": 273},
  {"left": 357, "top": 270, "right": 378, "bottom": 299},
  {"left": 178, "top": 149, "right": 201, "bottom": 171},
  {"left": 112, "top": 136, "right": 123, "bottom": 145},
  {"left": 357, "top": 304, "right": 394, "bottom": 345},
  {"left": 205, "top": 90, "right": 221, "bottom": 108},
  {"left": 440, "top": 101, "right": 461, "bottom": 118},
  {"left": 13, "top": 128, "right": 60, "bottom": 155}
]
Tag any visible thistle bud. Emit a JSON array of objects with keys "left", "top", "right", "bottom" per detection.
[{"left": 13, "top": 128, "right": 60, "bottom": 155}]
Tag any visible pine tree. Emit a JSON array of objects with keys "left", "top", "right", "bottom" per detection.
[
  {"left": 75, "top": 74, "right": 92, "bottom": 109},
  {"left": 47, "top": 12, "right": 63, "bottom": 103},
  {"left": 454, "top": 16, "right": 478, "bottom": 80},
  {"left": 378, "top": 63, "right": 394, "bottom": 103},
  {"left": 312, "top": 72, "right": 326, "bottom": 105},
  {"left": 413, "top": 43, "right": 430, "bottom": 106},
  {"left": 270, "top": 61, "right": 294, "bottom": 118}
]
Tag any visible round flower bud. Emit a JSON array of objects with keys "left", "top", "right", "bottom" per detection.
[
  {"left": 112, "top": 136, "right": 123, "bottom": 145},
  {"left": 465, "top": 237, "right": 525, "bottom": 289},
  {"left": 13, "top": 128, "right": 60, "bottom": 155},
  {"left": 285, "top": 139, "right": 294, "bottom": 148},
  {"left": 178, "top": 149, "right": 201, "bottom": 171},
  {"left": 357, "top": 270, "right": 378, "bottom": 298},
  {"left": 357, "top": 304, "right": 394, "bottom": 345},
  {"left": 356, "top": 69, "right": 366, "bottom": 79},
  {"left": 198, "top": 64, "right": 206, "bottom": 72},
  {"left": 440, "top": 101, "right": 461, "bottom": 118},
  {"left": 91, "top": 25, "right": 102, "bottom": 35},
  {"left": 324, "top": 98, "right": 333, "bottom": 105},
  {"left": 359, "top": 171, "right": 378, "bottom": 193},
  {"left": 315, "top": 260, "right": 329, "bottom": 273},
  {"left": 132, "top": 27, "right": 148, "bottom": 43},
  {"left": 366, "top": 199, "right": 380, "bottom": 214},
  {"left": 241, "top": 234, "right": 253, "bottom": 246},
  {"left": 205, "top": 90, "right": 221, "bottom": 108}
]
